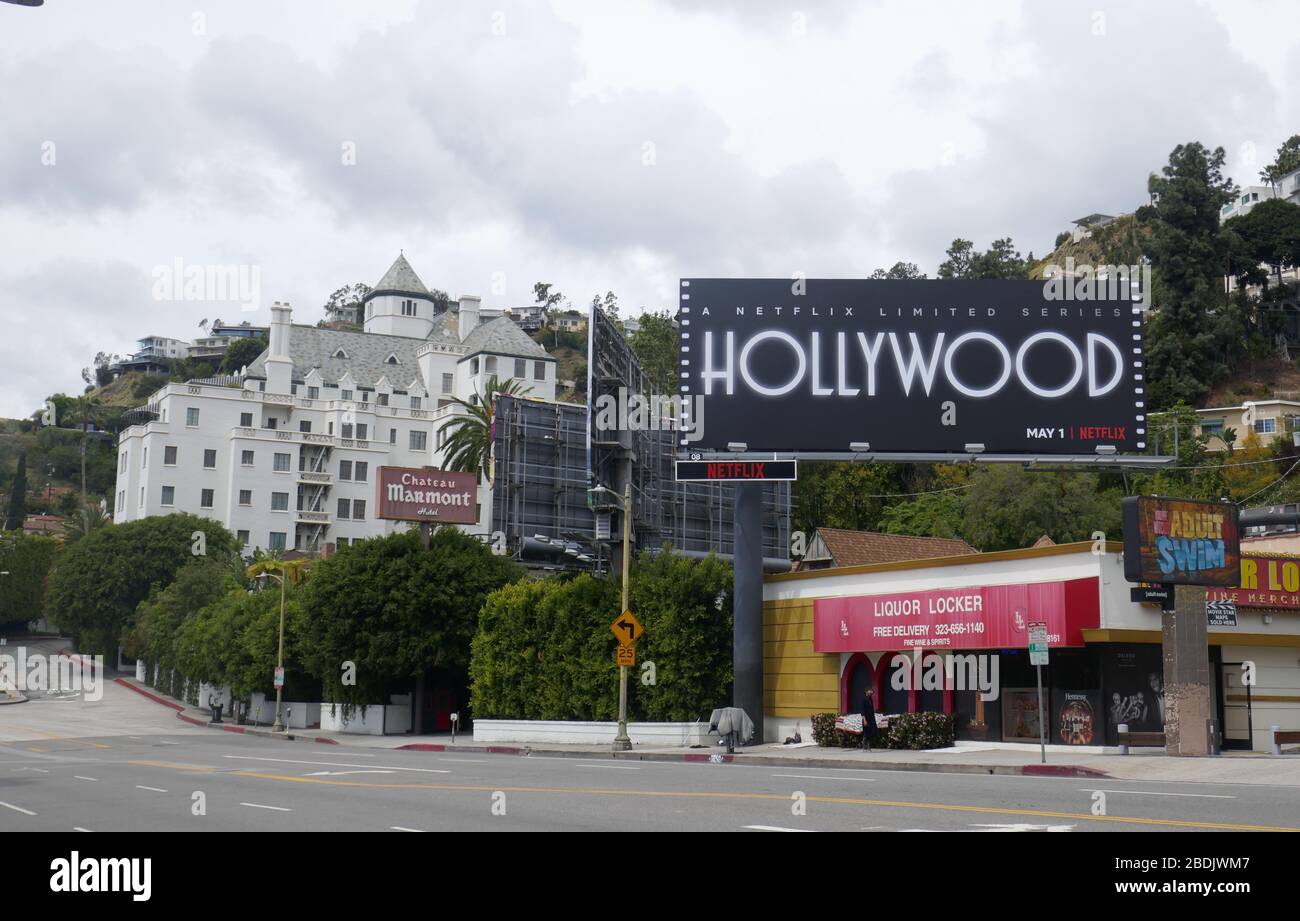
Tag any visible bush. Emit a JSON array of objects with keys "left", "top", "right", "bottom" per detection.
[{"left": 811, "top": 711, "right": 955, "bottom": 749}]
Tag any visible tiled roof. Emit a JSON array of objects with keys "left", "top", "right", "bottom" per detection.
[
  {"left": 246, "top": 325, "right": 430, "bottom": 389},
  {"left": 809, "top": 528, "right": 977, "bottom": 568},
  {"left": 370, "top": 253, "right": 430, "bottom": 296},
  {"left": 460, "top": 316, "right": 552, "bottom": 361}
]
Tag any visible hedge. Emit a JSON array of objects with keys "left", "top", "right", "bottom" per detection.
[{"left": 811, "top": 711, "right": 956, "bottom": 750}]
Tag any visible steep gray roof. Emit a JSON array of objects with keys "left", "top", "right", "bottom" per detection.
[
  {"left": 460, "top": 316, "right": 553, "bottom": 361},
  {"left": 246, "top": 325, "right": 429, "bottom": 389},
  {"left": 369, "top": 253, "right": 429, "bottom": 297}
]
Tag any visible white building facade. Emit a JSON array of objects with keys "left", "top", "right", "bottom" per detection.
[{"left": 113, "top": 255, "right": 556, "bottom": 554}]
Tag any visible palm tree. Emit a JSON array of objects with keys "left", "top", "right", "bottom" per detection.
[
  {"left": 69, "top": 394, "right": 102, "bottom": 507},
  {"left": 438, "top": 374, "right": 531, "bottom": 482},
  {"left": 61, "top": 501, "right": 109, "bottom": 543}
]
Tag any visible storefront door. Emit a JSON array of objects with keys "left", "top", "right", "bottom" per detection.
[{"left": 1217, "top": 659, "right": 1253, "bottom": 750}]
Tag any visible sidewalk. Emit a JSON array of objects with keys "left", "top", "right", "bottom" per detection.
[{"left": 115, "top": 678, "right": 1300, "bottom": 786}]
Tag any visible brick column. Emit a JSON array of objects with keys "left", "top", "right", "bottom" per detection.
[{"left": 1162, "top": 585, "right": 1212, "bottom": 756}]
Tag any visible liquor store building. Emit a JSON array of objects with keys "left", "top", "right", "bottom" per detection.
[{"left": 762, "top": 541, "right": 1300, "bottom": 751}]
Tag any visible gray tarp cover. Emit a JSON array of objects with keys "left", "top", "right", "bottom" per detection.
[{"left": 708, "top": 707, "right": 754, "bottom": 742}]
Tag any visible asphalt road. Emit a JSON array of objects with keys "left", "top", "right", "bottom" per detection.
[{"left": 2, "top": 672, "right": 1299, "bottom": 833}]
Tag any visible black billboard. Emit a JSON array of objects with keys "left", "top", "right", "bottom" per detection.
[{"left": 678, "top": 278, "right": 1144, "bottom": 455}]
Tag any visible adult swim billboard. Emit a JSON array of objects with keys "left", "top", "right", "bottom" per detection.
[
  {"left": 1121, "top": 495, "right": 1240, "bottom": 586},
  {"left": 677, "top": 278, "right": 1144, "bottom": 455}
]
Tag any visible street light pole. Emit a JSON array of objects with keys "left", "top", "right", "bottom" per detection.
[
  {"left": 612, "top": 482, "right": 633, "bottom": 752},
  {"left": 271, "top": 567, "right": 287, "bottom": 732}
]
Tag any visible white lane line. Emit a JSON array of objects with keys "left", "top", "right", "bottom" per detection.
[
  {"left": 773, "top": 773, "right": 875, "bottom": 782},
  {"left": 436, "top": 758, "right": 490, "bottom": 764},
  {"left": 240, "top": 802, "right": 291, "bottom": 812},
  {"left": 1079, "top": 788, "right": 1237, "bottom": 799},
  {"left": 578, "top": 764, "right": 641, "bottom": 770},
  {"left": 73, "top": 827, "right": 93, "bottom": 832},
  {"left": 390, "top": 826, "right": 424, "bottom": 832},
  {"left": 73, "top": 776, "right": 99, "bottom": 782},
  {"left": 0, "top": 801, "right": 37, "bottom": 815},
  {"left": 743, "top": 824, "right": 817, "bottom": 832},
  {"left": 135, "top": 785, "right": 168, "bottom": 793},
  {"left": 157, "top": 741, "right": 180, "bottom": 746},
  {"left": 222, "top": 755, "right": 449, "bottom": 774}
]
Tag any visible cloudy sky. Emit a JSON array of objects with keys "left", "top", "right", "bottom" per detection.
[{"left": 2, "top": 0, "right": 1298, "bottom": 417}]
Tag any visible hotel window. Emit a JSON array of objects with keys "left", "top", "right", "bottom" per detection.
[
  {"left": 269, "top": 532, "right": 287, "bottom": 551},
  {"left": 308, "top": 386, "right": 319, "bottom": 399},
  {"left": 328, "top": 422, "right": 334, "bottom": 435},
  {"left": 485, "top": 356, "right": 497, "bottom": 374},
  {"left": 339, "top": 460, "right": 352, "bottom": 480},
  {"left": 237, "top": 530, "right": 250, "bottom": 546},
  {"left": 1255, "top": 417, "right": 1277, "bottom": 434},
  {"left": 410, "top": 430, "right": 427, "bottom": 451},
  {"left": 342, "top": 423, "right": 353, "bottom": 439},
  {"left": 378, "top": 393, "right": 389, "bottom": 406},
  {"left": 436, "top": 427, "right": 447, "bottom": 450},
  {"left": 352, "top": 499, "right": 366, "bottom": 521},
  {"left": 534, "top": 361, "right": 546, "bottom": 381},
  {"left": 470, "top": 358, "right": 479, "bottom": 374},
  {"left": 240, "top": 412, "right": 254, "bottom": 427},
  {"left": 389, "top": 428, "right": 397, "bottom": 444},
  {"left": 410, "top": 396, "right": 421, "bottom": 410},
  {"left": 402, "top": 299, "right": 417, "bottom": 317},
  {"left": 239, "top": 489, "right": 252, "bottom": 506},
  {"left": 271, "top": 492, "right": 289, "bottom": 511},
  {"left": 186, "top": 407, "right": 200, "bottom": 427},
  {"left": 119, "top": 452, "right": 128, "bottom": 474},
  {"left": 139, "top": 486, "right": 144, "bottom": 507},
  {"left": 241, "top": 450, "right": 254, "bottom": 466},
  {"left": 164, "top": 445, "right": 177, "bottom": 465},
  {"left": 200, "top": 488, "right": 214, "bottom": 509},
  {"left": 354, "top": 461, "right": 368, "bottom": 482},
  {"left": 265, "top": 417, "right": 277, "bottom": 430},
  {"left": 299, "top": 420, "right": 311, "bottom": 433},
  {"left": 342, "top": 389, "right": 353, "bottom": 401},
  {"left": 515, "top": 358, "right": 526, "bottom": 378},
  {"left": 203, "top": 449, "right": 217, "bottom": 469},
  {"left": 161, "top": 485, "right": 175, "bottom": 506},
  {"left": 337, "top": 498, "right": 351, "bottom": 519},
  {"left": 356, "top": 423, "right": 368, "bottom": 440},
  {"left": 274, "top": 453, "right": 291, "bottom": 472},
  {"left": 442, "top": 373, "right": 453, "bottom": 394},
  {"left": 142, "top": 447, "right": 148, "bottom": 468}
]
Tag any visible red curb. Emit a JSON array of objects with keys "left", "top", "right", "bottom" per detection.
[
  {"left": 114, "top": 677, "right": 183, "bottom": 712},
  {"left": 395, "top": 743, "right": 447, "bottom": 751},
  {"left": 1021, "top": 764, "right": 1108, "bottom": 778},
  {"left": 221, "top": 725, "right": 246, "bottom": 734},
  {"left": 314, "top": 737, "right": 339, "bottom": 745},
  {"left": 178, "top": 714, "right": 206, "bottom": 726},
  {"left": 485, "top": 745, "right": 524, "bottom": 755}
]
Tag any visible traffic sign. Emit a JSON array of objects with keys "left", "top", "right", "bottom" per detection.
[
  {"left": 273, "top": 666, "right": 285, "bottom": 689},
  {"left": 1028, "top": 622, "right": 1049, "bottom": 666},
  {"left": 616, "top": 645, "right": 636, "bottom": 667},
  {"left": 610, "top": 610, "right": 644, "bottom": 644}
]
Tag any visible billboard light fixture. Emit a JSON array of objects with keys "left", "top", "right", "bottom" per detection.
[
  {"left": 1095, "top": 445, "right": 1117, "bottom": 455},
  {"left": 727, "top": 441, "right": 748, "bottom": 452},
  {"left": 849, "top": 442, "right": 871, "bottom": 452},
  {"left": 964, "top": 443, "right": 985, "bottom": 454}
]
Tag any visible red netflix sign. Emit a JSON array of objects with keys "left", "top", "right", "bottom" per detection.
[
  {"left": 675, "top": 459, "right": 798, "bottom": 481},
  {"left": 813, "top": 578, "right": 1100, "bottom": 652}
]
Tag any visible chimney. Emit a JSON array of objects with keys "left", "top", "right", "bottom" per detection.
[
  {"left": 265, "top": 301, "right": 293, "bottom": 393},
  {"left": 458, "top": 295, "right": 481, "bottom": 342}
]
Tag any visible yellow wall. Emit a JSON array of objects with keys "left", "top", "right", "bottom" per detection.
[{"left": 763, "top": 599, "right": 840, "bottom": 718}]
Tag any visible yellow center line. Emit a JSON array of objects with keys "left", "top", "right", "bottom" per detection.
[
  {"left": 217, "top": 771, "right": 1300, "bottom": 833},
  {"left": 127, "top": 760, "right": 217, "bottom": 773}
]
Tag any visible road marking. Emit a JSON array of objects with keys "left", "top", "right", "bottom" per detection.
[
  {"left": 773, "top": 773, "right": 875, "bottom": 782},
  {"left": 216, "top": 772, "right": 1300, "bottom": 833},
  {"left": 578, "top": 764, "right": 641, "bottom": 770},
  {"left": 73, "top": 776, "right": 98, "bottom": 782},
  {"left": 127, "top": 760, "right": 215, "bottom": 773},
  {"left": 240, "top": 802, "right": 291, "bottom": 812},
  {"left": 970, "top": 823, "right": 1076, "bottom": 832},
  {"left": 1079, "top": 788, "right": 1237, "bottom": 799},
  {"left": 158, "top": 741, "right": 180, "bottom": 745},
  {"left": 437, "top": 758, "right": 490, "bottom": 764},
  {"left": 390, "top": 826, "right": 423, "bottom": 832},
  {"left": 73, "top": 827, "right": 93, "bottom": 832},
  {"left": 135, "top": 785, "right": 168, "bottom": 793},
  {"left": 222, "top": 755, "right": 450, "bottom": 774},
  {"left": 0, "top": 801, "right": 36, "bottom": 815},
  {"left": 744, "top": 825, "right": 816, "bottom": 832},
  {"left": 303, "top": 770, "right": 396, "bottom": 777}
]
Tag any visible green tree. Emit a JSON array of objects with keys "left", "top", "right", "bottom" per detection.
[
  {"left": 0, "top": 533, "right": 57, "bottom": 627},
  {"left": 45, "top": 513, "right": 240, "bottom": 655},
  {"left": 1260, "top": 134, "right": 1300, "bottom": 186},
  {"left": 1142, "top": 142, "right": 1244, "bottom": 409},
  {"left": 937, "top": 238, "right": 1031, "bottom": 279},
  {"left": 959, "top": 466, "right": 1122, "bottom": 551},
  {"left": 219, "top": 336, "right": 267, "bottom": 374},
  {"left": 869, "top": 262, "right": 925, "bottom": 279},
  {"left": 879, "top": 489, "right": 968, "bottom": 539},
  {"left": 126, "top": 559, "right": 235, "bottom": 694},
  {"left": 438, "top": 374, "right": 531, "bottom": 481},
  {"left": 298, "top": 528, "right": 521, "bottom": 707},
  {"left": 4, "top": 452, "right": 26, "bottom": 530},
  {"left": 1226, "top": 198, "right": 1300, "bottom": 288},
  {"left": 627, "top": 310, "right": 678, "bottom": 394},
  {"left": 321, "top": 282, "right": 371, "bottom": 326}
]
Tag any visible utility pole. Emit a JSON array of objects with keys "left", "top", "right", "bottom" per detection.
[
  {"left": 613, "top": 481, "right": 633, "bottom": 752},
  {"left": 271, "top": 567, "right": 287, "bottom": 732}
]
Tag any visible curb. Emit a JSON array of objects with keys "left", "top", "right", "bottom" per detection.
[{"left": 112, "top": 678, "right": 1109, "bottom": 777}]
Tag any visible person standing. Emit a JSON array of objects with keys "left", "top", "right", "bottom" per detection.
[{"left": 860, "top": 686, "right": 878, "bottom": 751}]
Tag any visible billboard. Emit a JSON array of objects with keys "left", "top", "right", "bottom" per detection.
[
  {"left": 376, "top": 466, "right": 478, "bottom": 524},
  {"left": 678, "top": 278, "right": 1143, "bottom": 455},
  {"left": 1121, "top": 496, "right": 1240, "bottom": 586}
]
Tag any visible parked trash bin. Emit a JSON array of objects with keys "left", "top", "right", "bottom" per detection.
[{"left": 208, "top": 693, "right": 223, "bottom": 725}]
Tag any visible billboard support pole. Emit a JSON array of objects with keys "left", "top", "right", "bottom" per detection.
[
  {"left": 733, "top": 482, "right": 764, "bottom": 743},
  {"left": 1162, "top": 584, "right": 1213, "bottom": 756}
]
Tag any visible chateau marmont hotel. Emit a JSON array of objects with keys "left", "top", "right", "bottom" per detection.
[{"left": 111, "top": 255, "right": 556, "bottom": 554}]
